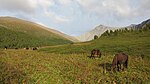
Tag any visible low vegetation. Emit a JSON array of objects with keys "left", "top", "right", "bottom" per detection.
[
  {"left": 0, "top": 18, "right": 150, "bottom": 83},
  {"left": 41, "top": 28, "right": 150, "bottom": 58},
  {"left": 0, "top": 50, "right": 150, "bottom": 83},
  {"left": 0, "top": 17, "right": 72, "bottom": 48}
]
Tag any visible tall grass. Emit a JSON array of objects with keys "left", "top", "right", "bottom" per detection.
[{"left": 0, "top": 50, "right": 149, "bottom": 83}]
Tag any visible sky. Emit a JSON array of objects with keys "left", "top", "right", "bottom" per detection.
[{"left": 0, "top": 0, "right": 150, "bottom": 36}]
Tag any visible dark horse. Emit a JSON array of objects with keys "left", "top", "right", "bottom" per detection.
[
  {"left": 91, "top": 49, "right": 101, "bottom": 58},
  {"left": 112, "top": 53, "right": 128, "bottom": 71},
  {"left": 33, "top": 47, "right": 38, "bottom": 50},
  {"left": 4, "top": 46, "right": 7, "bottom": 50}
]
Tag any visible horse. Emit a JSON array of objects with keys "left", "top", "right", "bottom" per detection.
[
  {"left": 91, "top": 49, "right": 101, "bottom": 58},
  {"left": 4, "top": 46, "right": 7, "bottom": 50},
  {"left": 112, "top": 53, "right": 128, "bottom": 71},
  {"left": 15, "top": 48, "right": 18, "bottom": 50},
  {"left": 33, "top": 47, "right": 38, "bottom": 50},
  {"left": 25, "top": 47, "right": 29, "bottom": 50}
]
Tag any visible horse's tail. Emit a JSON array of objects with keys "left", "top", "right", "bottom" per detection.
[
  {"left": 91, "top": 52, "right": 93, "bottom": 57},
  {"left": 91, "top": 49, "right": 95, "bottom": 57},
  {"left": 125, "top": 55, "right": 128, "bottom": 68}
]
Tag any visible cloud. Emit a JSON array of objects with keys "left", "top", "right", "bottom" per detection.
[
  {"left": 40, "top": 0, "right": 74, "bottom": 23},
  {"left": 37, "top": 0, "right": 55, "bottom": 11},
  {"left": 0, "top": 0, "right": 37, "bottom": 14},
  {"left": 137, "top": 0, "right": 150, "bottom": 16},
  {"left": 76, "top": 0, "right": 131, "bottom": 18},
  {"left": 58, "top": 0, "right": 72, "bottom": 5},
  {"left": 76, "top": 0, "right": 150, "bottom": 19},
  {"left": 0, "top": 0, "right": 150, "bottom": 36},
  {"left": 44, "top": 10, "right": 72, "bottom": 23}
]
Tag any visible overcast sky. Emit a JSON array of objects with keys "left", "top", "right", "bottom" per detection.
[{"left": 0, "top": 0, "right": 150, "bottom": 36}]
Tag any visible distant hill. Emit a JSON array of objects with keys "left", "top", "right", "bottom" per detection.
[
  {"left": 41, "top": 26, "right": 150, "bottom": 58},
  {"left": 127, "top": 19, "right": 150, "bottom": 29},
  {"left": 76, "top": 25, "right": 118, "bottom": 42},
  {"left": 77, "top": 19, "right": 150, "bottom": 42},
  {"left": 0, "top": 17, "right": 73, "bottom": 48}
]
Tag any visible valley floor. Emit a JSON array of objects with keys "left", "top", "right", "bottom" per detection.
[{"left": 0, "top": 49, "right": 150, "bottom": 83}]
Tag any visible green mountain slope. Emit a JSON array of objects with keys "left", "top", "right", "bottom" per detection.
[
  {"left": 40, "top": 28, "right": 150, "bottom": 58},
  {"left": 0, "top": 17, "right": 72, "bottom": 48}
]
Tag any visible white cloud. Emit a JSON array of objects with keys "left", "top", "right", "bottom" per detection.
[
  {"left": 76, "top": 0, "right": 150, "bottom": 19},
  {"left": 0, "top": 0, "right": 37, "bottom": 14},
  {"left": 76, "top": 0, "right": 131, "bottom": 18},
  {"left": 58, "top": 0, "right": 72, "bottom": 5},
  {"left": 102, "top": 0, "right": 131, "bottom": 17},
  {"left": 38, "top": 0, "right": 55, "bottom": 8},
  {"left": 44, "top": 10, "right": 72, "bottom": 23},
  {"left": 0, "top": 0, "right": 150, "bottom": 36},
  {"left": 137, "top": 0, "right": 150, "bottom": 16}
]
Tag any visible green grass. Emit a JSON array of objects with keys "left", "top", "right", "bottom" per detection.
[
  {"left": 0, "top": 17, "right": 72, "bottom": 48},
  {"left": 0, "top": 17, "right": 150, "bottom": 83},
  {"left": 0, "top": 50, "right": 149, "bottom": 83},
  {"left": 40, "top": 29, "right": 150, "bottom": 58},
  {"left": 0, "top": 29, "right": 150, "bottom": 83}
]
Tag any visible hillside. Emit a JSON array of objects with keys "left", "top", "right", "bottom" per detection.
[
  {"left": 77, "top": 25, "right": 119, "bottom": 42},
  {"left": 41, "top": 28, "right": 150, "bottom": 58},
  {"left": 38, "top": 27, "right": 150, "bottom": 83},
  {"left": 32, "top": 22, "right": 79, "bottom": 42},
  {"left": 0, "top": 20, "right": 150, "bottom": 83},
  {"left": 0, "top": 17, "right": 72, "bottom": 48},
  {"left": 128, "top": 19, "right": 150, "bottom": 29},
  {"left": 77, "top": 19, "right": 150, "bottom": 42},
  {"left": 0, "top": 28, "right": 150, "bottom": 83}
]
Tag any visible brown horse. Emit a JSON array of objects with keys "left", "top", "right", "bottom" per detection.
[
  {"left": 112, "top": 53, "right": 128, "bottom": 71},
  {"left": 91, "top": 49, "right": 101, "bottom": 58}
]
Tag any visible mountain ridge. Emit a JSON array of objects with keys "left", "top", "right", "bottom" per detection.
[
  {"left": 77, "top": 19, "right": 150, "bottom": 42},
  {"left": 76, "top": 25, "right": 118, "bottom": 42},
  {"left": 0, "top": 17, "right": 73, "bottom": 48},
  {"left": 0, "top": 16, "right": 79, "bottom": 42}
]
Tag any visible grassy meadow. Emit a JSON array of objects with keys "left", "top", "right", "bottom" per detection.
[
  {"left": 0, "top": 49, "right": 150, "bottom": 84},
  {"left": 0, "top": 29, "right": 150, "bottom": 83},
  {"left": 41, "top": 29, "right": 150, "bottom": 58}
]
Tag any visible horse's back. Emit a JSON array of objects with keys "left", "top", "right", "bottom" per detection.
[{"left": 116, "top": 53, "right": 128, "bottom": 62}]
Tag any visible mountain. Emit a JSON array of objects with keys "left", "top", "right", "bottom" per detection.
[
  {"left": 77, "top": 19, "right": 150, "bottom": 42},
  {"left": 76, "top": 25, "right": 118, "bottom": 42},
  {"left": 128, "top": 19, "right": 150, "bottom": 29},
  {"left": 0, "top": 17, "right": 74, "bottom": 48}
]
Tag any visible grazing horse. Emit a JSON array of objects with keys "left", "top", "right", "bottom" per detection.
[
  {"left": 25, "top": 47, "right": 29, "bottom": 50},
  {"left": 4, "top": 46, "right": 7, "bottom": 50},
  {"left": 15, "top": 48, "right": 18, "bottom": 50},
  {"left": 33, "top": 47, "right": 38, "bottom": 50},
  {"left": 91, "top": 49, "right": 101, "bottom": 58},
  {"left": 112, "top": 53, "right": 128, "bottom": 71}
]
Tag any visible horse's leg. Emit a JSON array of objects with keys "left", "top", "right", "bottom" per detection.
[
  {"left": 99, "top": 53, "right": 101, "bottom": 58},
  {"left": 117, "top": 63, "right": 120, "bottom": 71},
  {"left": 91, "top": 53, "right": 94, "bottom": 59},
  {"left": 120, "top": 63, "right": 122, "bottom": 71},
  {"left": 125, "top": 60, "right": 128, "bottom": 69},
  {"left": 118, "top": 62, "right": 122, "bottom": 71},
  {"left": 91, "top": 54, "right": 93, "bottom": 58}
]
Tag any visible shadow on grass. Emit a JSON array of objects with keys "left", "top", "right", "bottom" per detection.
[
  {"left": 87, "top": 55, "right": 101, "bottom": 59},
  {"left": 98, "top": 63, "right": 112, "bottom": 71}
]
